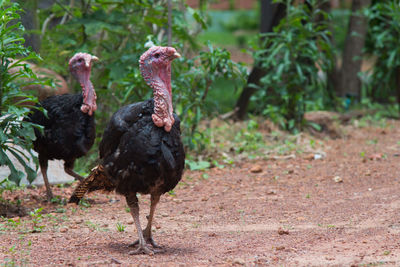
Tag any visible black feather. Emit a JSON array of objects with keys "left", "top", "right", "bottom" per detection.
[
  {"left": 71, "top": 99, "right": 185, "bottom": 200},
  {"left": 26, "top": 93, "right": 95, "bottom": 166},
  {"left": 161, "top": 140, "right": 176, "bottom": 170}
]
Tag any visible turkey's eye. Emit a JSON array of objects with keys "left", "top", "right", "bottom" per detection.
[
  {"left": 78, "top": 58, "right": 84, "bottom": 63},
  {"left": 154, "top": 53, "right": 160, "bottom": 59}
]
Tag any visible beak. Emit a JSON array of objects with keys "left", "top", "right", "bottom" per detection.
[
  {"left": 85, "top": 55, "right": 99, "bottom": 67},
  {"left": 173, "top": 52, "right": 181, "bottom": 59}
]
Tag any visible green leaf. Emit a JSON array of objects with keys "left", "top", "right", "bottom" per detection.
[
  {"left": 186, "top": 160, "right": 211, "bottom": 171},
  {"left": 7, "top": 147, "right": 37, "bottom": 184}
]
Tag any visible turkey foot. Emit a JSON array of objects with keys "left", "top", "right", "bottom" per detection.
[
  {"left": 128, "top": 244, "right": 156, "bottom": 255},
  {"left": 128, "top": 236, "right": 162, "bottom": 249},
  {"left": 128, "top": 194, "right": 163, "bottom": 250},
  {"left": 39, "top": 157, "right": 54, "bottom": 201},
  {"left": 126, "top": 193, "right": 164, "bottom": 256}
]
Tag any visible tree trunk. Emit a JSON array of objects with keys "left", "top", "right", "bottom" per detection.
[
  {"left": 337, "top": 0, "right": 371, "bottom": 101},
  {"left": 234, "top": 0, "right": 287, "bottom": 120},
  {"left": 18, "top": 0, "right": 41, "bottom": 53}
]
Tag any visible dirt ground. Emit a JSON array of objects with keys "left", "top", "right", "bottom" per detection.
[{"left": 1, "top": 120, "right": 400, "bottom": 266}]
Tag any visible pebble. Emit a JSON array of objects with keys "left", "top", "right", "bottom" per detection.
[
  {"left": 233, "top": 258, "right": 245, "bottom": 265},
  {"left": 278, "top": 228, "right": 289, "bottom": 235},
  {"left": 250, "top": 165, "right": 262, "bottom": 173},
  {"left": 60, "top": 228, "right": 68, "bottom": 233},
  {"left": 267, "top": 190, "right": 276, "bottom": 195},
  {"left": 333, "top": 176, "right": 343, "bottom": 183}
]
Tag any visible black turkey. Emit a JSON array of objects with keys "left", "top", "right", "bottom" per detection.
[
  {"left": 69, "top": 46, "right": 185, "bottom": 255},
  {"left": 27, "top": 53, "right": 98, "bottom": 200}
]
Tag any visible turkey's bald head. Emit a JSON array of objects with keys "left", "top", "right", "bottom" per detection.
[
  {"left": 69, "top": 53, "right": 99, "bottom": 116},
  {"left": 139, "top": 46, "right": 181, "bottom": 132}
]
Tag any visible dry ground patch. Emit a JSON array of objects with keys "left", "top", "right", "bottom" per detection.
[{"left": 1, "top": 120, "right": 400, "bottom": 266}]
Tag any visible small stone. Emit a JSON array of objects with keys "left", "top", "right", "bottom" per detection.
[
  {"left": 275, "top": 246, "right": 285, "bottom": 251},
  {"left": 267, "top": 190, "right": 276, "bottom": 195},
  {"left": 75, "top": 219, "right": 83, "bottom": 224},
  {"left": 278, "top": 228, "right": 289, "bottom": 235},
  {"left": 233, "top": 258, "right": 245, "bottom": 265},
  {"left": 161, "top": 213, "right": 169, "bottom": 217},
  {"left": 69, "top": 225, "right": 78, "bottom": 229},
  {"left": 60, "top": 227, "right": 68, "bottom": 233},
  {"left": 250, "top": 165, "right": 262, "bottom": 173},
  {"left": 201, "top": 197, "right": 209, "bottom": 202},
  {"left": 314, "top": 154, "right": 323, "bottom": 160},
  {"left": 208, "top": 232, "right": 216, "bottom": 237},
  {"left": 333, "top": 176, "right": 343, "bottom": 183},
  {"left": 111, "top": 216, "right": 116, "bottom": 220},
  {"left": 127, "top": 220, "right": 133, "bottom": 225},
  {"left": 155, "top": 225, "right": 161, "bottom": 229},
  {"left": 304, "top": 154, "right": 315, "bottom": 160}
]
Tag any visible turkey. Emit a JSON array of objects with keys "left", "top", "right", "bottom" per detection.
[
  {"left": 69, "top": 46, "right": 185, "bottom": 255},
  {"left": 27, "top": 53, "right": 99, "bottom": 200}
]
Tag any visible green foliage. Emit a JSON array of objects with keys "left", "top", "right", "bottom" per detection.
[
  {"left": 233, "top": 119, "right": 263, "bottom": 153},
  {"left": 37, "top": 0, "right": 245, "bottom": 170},
  {"left": 176, "top": 42, "right": 246, "bottom": 150},
  {"left": 186, "top": 159, "right": 211, "bottom": 171},
  {"left": 365, "top": 1, "right": 400, "bottom": 105},
  {"left": 252, "top": 0, "right": 333, "bottom": 132},
  {"left": 29, "top": 207, "right": 44, "bottom": 233},
  {"left": 0, "top": 0, "right": 50, "bottom": 186},
  {"left": 116, "top": 222, "right": 126, "bottom": 232}
]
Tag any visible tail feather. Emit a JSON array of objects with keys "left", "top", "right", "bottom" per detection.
[{"left": 68, "top": 165, "right": 115, "bottom": 204}]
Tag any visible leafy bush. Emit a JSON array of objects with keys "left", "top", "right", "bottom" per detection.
[
  {"left": 251, "top": 0, "right": 333, "bottom": 132},
  {"left": 36, "top": 0, "right": 245, "bottom": 164},
  {"left": 0, "top": 1, "right": 49, "bottom": 185},
  {"left": 365, "top": 1, "right": 400, "bottom": 107}
]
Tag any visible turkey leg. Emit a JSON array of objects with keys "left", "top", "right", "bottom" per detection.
[
  {"left": 129, "top": 194, "right": 162, "bottom": 249},
  {"left": 64, "top": 160, "right": 84, "bottom": 181},
  {"left": 39, "top": 156, "right": 53, "bottom": 201},
  {"left": 126, "top": 193, "right": 154, "bottom": 255}
]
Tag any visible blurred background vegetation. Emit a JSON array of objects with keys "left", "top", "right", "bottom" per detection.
[{"left": 1, "top": 0, "right": 400, "bottom": 184}]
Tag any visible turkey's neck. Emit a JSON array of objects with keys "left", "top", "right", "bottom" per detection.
[
  {"left": 76, "top": 71, "right": 97, "bottom": 116},
  {"left": 148, "top": 64, "right": 174, "bottom": 132}
]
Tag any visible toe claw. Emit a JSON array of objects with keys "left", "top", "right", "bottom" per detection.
[
  {"left": 128, "top": 245, "right": 154, "bottom": 255},
  {"left": 148, "top": 238, "right": 162, "bottom": 249},
  {"left": 128, "top": 240, "right": 139, "bottom": 248}
]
